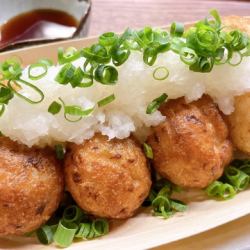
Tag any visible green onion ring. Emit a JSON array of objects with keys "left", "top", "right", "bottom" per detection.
[
  {"left": 75, "top": 223, "right": 92, "bottom": 239},
  {"left": 97, "top": 94, "right": 115, "bottom": 107},
  {"left": 28, "top": 63, "right": 48, "bottom": 80},
  {"left": 153, "top": 66, "right": 169, "bottom": 80},
  {"left": 8, "top": 79, "right": 44, "bottom": 104},
  {"left": 143, "top": 143, "right": 154, "bottom": 159},
  {"left": 53, "top": 220, "right": 78, "bottom": 248},
  {"left": 146, "top": 93, "right": 168, "bottom": 114},
  {"left": 170, "top": 22, "right": 184, "bottom": 37},
  {"left": 92, "top": 219, "right": 109, "bottom": 237},
  {"left": 36, "top": 225, "right": 54, "bottom": 245},
  {"left": 63, "top": 205, "right": 84, "bottom": 223}
]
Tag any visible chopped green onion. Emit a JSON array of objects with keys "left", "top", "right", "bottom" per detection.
[
  {"left": 228, "top": 51, "right": 243, "bottom": 66},
  {"left": 59, "top": 97, "right": 94, "bottom": 122},
  {"left": 63, "top": 205, "right": 84, "bottom": 223},
  {"left": 153, "top": 66, "right": 169, "bottom": 80},
  {"left": 238, "top": 164, "right": 250, "bottom": 176},
  {"left": 92, "top": 219, "right": 109, "bottom": 237},
  {"left": 94, "top": 65, "right": 118, "bottom": 85},
  {"left": 146, "top": 93, "right": 168, "bottom": 114},
  {"left": 189, "top": 56, "right": 214, "bottom": 73},
  {"left": 55, "top": 63, "right": 76, "bottom": 85},
  {"left": 143, "top": 47, "right": 157, "bottom": 66},
  {"left": 48, "top": 101, "right": 62, "bottom": 115},
  {"left": 70, "top": 67, "right": 93, "bottom": 88},
  {"left": 152, "top": 195, "right": 172, "bottom": 218},
  {"left": 0, "top": 104, "right": 5, "bottom": 117},
  {"left": 229, "top": 30, "right": 249, "bottom": 51},
  {"left": 58, "top": 47, "right": 81, "bottom": 65},
  {"left": 110, "top": 44, "right": 131, "bottom": 66},
  {"left": 8, "top": 79, "right": 44, "bottom": 104},
  {"left": 143, "top": 143, "right": 154, "bottom": 159},
  {"left": 53, "top": 220, "right": 78, "bottom": 248},
  {"left": 206, "top": 180, "right": 222, "bottom": 197},
  {"left": 99, "top": 32, "right": 118, "bottom": 46},
  {"left": 36, "top": 225, "right": 54, "bottom": 245},
  {"left": 55, "top": 144, "right": 65, "bottom": 160},
  {"left": 82, "top": 44, "right": 111, "bottom": 64},
  {"left": 224, "top": 166, "right": 249, "bottom": 191},
  {"left": 28, "top": 63, "right": 48, "bottom": 80},
  {"left": 220, "top": 183, "right": 236, "bottom": 200},
  {"left": 38, "top": 58, "right": 53, "bottom": 66},
  {"left": 0, "top": 87, "right": 13, "bottom": 104},
  {"left": 0, "top": 58, "right": 22, "bottom": 80},
  {"left": 180, "top": 47, "right": 198, "bottom": 65},
  {"left": 171, "top": 199, "right": 187, "bottom": 212},
  {"left": 170, "top": 22, "right": 184, "bottom": 37},
  {"left": 75, "top": 223, "right": 92, "bottom": 239},
  {"left": 205, "top": 181, "right": 236, "bottom": 200},
  {"left": 98, "top": 94, "right": 115, "bottom": 107}
]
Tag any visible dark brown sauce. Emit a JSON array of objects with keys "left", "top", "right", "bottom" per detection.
[{"left": 0, "top": 9, "right": 79, "bottom": 48}]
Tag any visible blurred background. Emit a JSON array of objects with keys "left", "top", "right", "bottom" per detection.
[
  {"left": 89, "top": 0, "right": 250, "bottom": 35},
  {"left": 1, "top": 0, "right": 250, "bottom": 51}
]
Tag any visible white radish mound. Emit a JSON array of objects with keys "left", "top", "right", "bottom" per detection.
[{"left": 1, "top": 51, "right": 250, "bottom": 147}]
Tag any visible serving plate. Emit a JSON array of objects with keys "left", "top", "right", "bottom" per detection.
[{"left": 1, "top": 18, "right": 250, "bottom": 250}]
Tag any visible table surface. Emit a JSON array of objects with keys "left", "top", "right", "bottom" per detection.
[
  {"left": 89, "top": 0, "right": 250, "bottom": 35},
  {"left": 89, "top": 1, "right": 250, "bottom": 249}
]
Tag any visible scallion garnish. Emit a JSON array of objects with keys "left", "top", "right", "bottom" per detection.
[
  {"left": 36, "top": 225, "right": 54, "bottom": 245},
  {"left": 48, "top": 101, "right": 62, "bottom": 115},
  {"left": 92, "top": 219, "right": 109, "bottom": 237},
  {"left": 28, "top": 63, "right": 48, "bottom": 80},
  {"left": 63, "top": 205, "right": 84, "bottom": 223},
  {"left": 38, "top": 58, "right": 53, "bottom": 66},
  {"left": 153, "top": 66, "right": 169, "bottom": 80},
  {"left": 99, "top": 32, "right": 118, "bottom": 47},
  {"left": 145, "top": 179, "right": 187, "bottom": 219},
  {"left": 58, "top": 47, "right": 81, "bottom": 65},
  {"left": 55, "top": 63, "right": 76, "bottom": 85},
  {"left": 70, "top": 67, "right": 93, "bottom": 88},
  {"left": 97, "top": 94, "right": 115, "bottom": 107},
  {"left": 170, "top": 22, "right": 184, "bottom": 37},
  {"left": 59, "top": 97, "right": 94, "bottom": 122},
  {"left": 205, "top": 159, "right": 250, "bottom": 200},
  {"left": 55, "top": 144, "right": 65, "bottom": 160},
  {"left": 36, "top": 196, "right": 110, "bottom": 247},
  {"left": 143, "top": 143, "right": 154, "bottom": 159},
  {"left": 53, "top": 220, "right": 78, "bottom": 248},
  {"left": 146, "top": 93, "right": 168, "bottom": 114},
  {"left": 224, "top": 166, "right": 249, "bottom": 191},
  {"left": 8, "top": 79, "right": 44, "bottom": 104},
  {"left": 94, "top": 65, "right": 118, "bottom": 85}
]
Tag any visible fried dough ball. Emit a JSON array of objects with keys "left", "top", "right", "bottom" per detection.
[
  {"left": 64, "top": 134, "right": 151, "bottom": 219},
  {"left": 0, "top": 138, "right": 64, "bottom": 236},
  {"left": 147, "top": 96, "right": 233, "bottom": 188},
  {"left": 228, "top": 93, "right": 250, "bottom": 154}
]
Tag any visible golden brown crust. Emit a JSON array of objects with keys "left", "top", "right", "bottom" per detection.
[
  {"left": 147, "top": 96, "right": 233, "bottom": 188},
  {"left": 224, "top": 16, "right": 250, "bottom": 154},
  {"left": 64, "top": 134, "right": 151, "bottom": 219},
  {"left": 0, "top": 137, "right": 64, "bottom": 236}
]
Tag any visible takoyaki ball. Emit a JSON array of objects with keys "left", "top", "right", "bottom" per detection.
[
  {"left": 0, "top": 137, "right": 64, "bottom": 236},
  {"left": 64, "top": 134, "right": 151, "bottom": 219},
  {"left": 147, "top": 96, "right": 233, "bottom": 188}
]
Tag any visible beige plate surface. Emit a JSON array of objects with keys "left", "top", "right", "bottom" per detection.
[{"left": 1, "top": 20, "right": 250, "bottom": 250}]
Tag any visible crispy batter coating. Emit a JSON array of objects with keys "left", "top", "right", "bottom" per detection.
[
  {"left": 229, "top": 93, "right": 250, "bottom": 154},
  {"left": 0, "top": 138, "right": 64, "bottom": 236},
  {"left": 147, "top": 96, "right": 233, "bottom": 188},
  {"left": 64, "top": 134, "right": 151, "bottom": 219}
]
